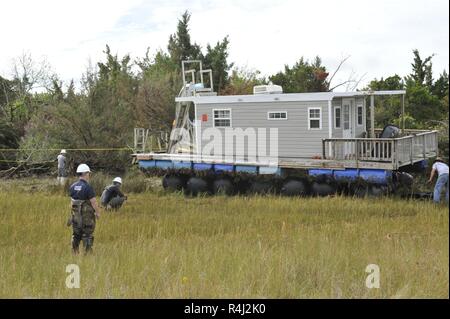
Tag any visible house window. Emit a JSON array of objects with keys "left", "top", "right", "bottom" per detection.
[
  {"left": 308, "top": 107, "right": 322, "bottom": 130},
  {"left": 213, "top": 109, "right": 231, "bottom": 127},
  {"left": 357, "top": 105, "right": 363, "bottom": 126},
  {"left": 334, "top": 107, "right": 341, "bottom": 129},
  {"left": 268, "top": 111, "right": 287, "bottom": 120}
]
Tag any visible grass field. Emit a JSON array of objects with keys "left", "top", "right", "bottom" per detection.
[{"left": 0, "top": 178, "right": 448, "bottom": 298}]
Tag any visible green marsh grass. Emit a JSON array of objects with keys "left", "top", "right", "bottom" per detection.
[{"left": 0, "top": 182, "right": 448, "bottom": 298}]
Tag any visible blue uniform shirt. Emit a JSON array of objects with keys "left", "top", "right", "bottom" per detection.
[{"left": 69, "top": 179, "right": 95, "bottom": 200}]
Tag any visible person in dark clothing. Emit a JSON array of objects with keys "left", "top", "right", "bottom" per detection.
[
  {"left": 68, "top": 164, "right": 101, "bottom": 254},
  {"left": 100, "top": 177, "right": 127, "bottom": 210}
]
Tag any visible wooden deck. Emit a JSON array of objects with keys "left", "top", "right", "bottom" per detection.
[
  {"left": 135, "top": 153, "right": 399, "bottom": 170},
  {"left": 322, "top": 130, "right": 439, "bottom": 170},
  {"left": 134, "top": 130, "right": 439, "bottom": 171}
]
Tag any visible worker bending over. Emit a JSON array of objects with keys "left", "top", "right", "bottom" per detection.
[
  {"left": 428, "top": 157, "right": 449, "bottom": 204},
  {"left": 101, "top": 177, "right": 127, "bottom": 210}
]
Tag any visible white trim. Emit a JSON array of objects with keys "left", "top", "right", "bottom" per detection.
[
  {"left": 363, "top": 98, "right": 367, "bottom": 131},
  {"left": 308, "top": 107, "right": 322, "bottom": 130},
  {"left": 194, "top": 102, "right": 199, "bottom": 156},
  {"left": 356, "top": 104, "right": 364, "bottom": 126},
  {"left": 212, "top": 108, "right": 232, "bottom": 127},
  {"left": 176, "top": 90, "right": 407, "bottom": 105},
  {"left": 328, "top": 101, "right": 332, "bottom": 156},
  {"left": 334, "top": 106, "right": 341, "bottom": 129},
  {"left": 267, "top": 111, "right": 288, "bottom": 120}
]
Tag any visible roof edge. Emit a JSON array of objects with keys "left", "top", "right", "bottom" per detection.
[{"left": 175, "top": 90, "right": 406, "bottom": 104}]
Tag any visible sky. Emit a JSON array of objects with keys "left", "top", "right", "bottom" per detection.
[{"left": 0, "top": 0, "right": 448, "bottom": 91}]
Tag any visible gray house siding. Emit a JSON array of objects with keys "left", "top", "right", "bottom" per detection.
[{"left": 195, "top": 101, "right": 330, "bottom": 158}]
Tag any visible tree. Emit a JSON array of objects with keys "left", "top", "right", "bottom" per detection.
[
  {"left": 407, "top": 49, "right": 434, "bottom": 88},
  {"left": 0, "top": 118, "right": 20, "bottom": 170},
  {"left": 168, "top": 10, "right": 202, "bottom": 64},
  {"left": 367, "top": 75, "right": 404, "bottom": 91},
  {"left": 269, "top": 57, "right": 328, "bottom": 93},
  {"left": 136, "top": 50, "right": 180, "bottom": 130},
  {"left": 221, "top": 67, "right": 267, "bottom": 95},
  {"left": 203, "top": 36, "right": 234, "bottom": 93},
  {"left": 432, "top": 70, "right": 449, "bottom": 100},
  {"left": 406, "top": 83, "right": 443, "bottom": 125},
  {"left": 0, "top": 76, "right": 18, "bottom": 120},
  {"left": 166, "top": 11, "right": 233, "bottom": 93},
  {"left": 269, "top": 56, "right": 362, "bottom": 93},
  {"left": 20, "top": 46, "right": 138, "bottom": 172},
  {"left": 365, "top": 75, "right": 405, "bottom": 127},
  {"left": 12, "top": 52, "right": 53, "bottom": 95}
]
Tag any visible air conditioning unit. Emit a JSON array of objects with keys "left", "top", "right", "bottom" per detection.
[{"left": 253, "top": 84, "right": 283, "bottom": 95}]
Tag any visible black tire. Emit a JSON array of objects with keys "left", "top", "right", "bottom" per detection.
[
  {"left": 368, "top": 185, "right": 387, "bottom": 197},
  {"left": 311, "top": 182, "right": 336, "bottom": 196},
  {"left": 280, "top": 180, "right": 308, "bottom": 196},
  {"left": 353, "top": 185, "right": 369, "bottom": 198},
  {"left": 248, "top": 180, "right": 274, "bottom": 195},
  {"left": 212, "top": 178, "right": 235, "bottom": 195},
  {"left": 185, "top": 177, "right": 210, "bottom": 196},
  {"left": 162, "top": 175, "right": 185, "bottom": 191},
  {"left": 354, "top": 184, "right": 387, "bottom": 198}
]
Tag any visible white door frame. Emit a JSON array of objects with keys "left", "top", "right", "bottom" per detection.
[
  {"left": 342, "top": 98, "right": 355, "bottom": 158},
  {"left": 342, "top": 98, "right": 355, "bottom": 138}
]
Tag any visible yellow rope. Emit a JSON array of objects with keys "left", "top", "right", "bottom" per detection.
[
  {"left": 0, "top": 148, "right": 132, "bottom": 152},
  {"left": 0, "top": 159, "right": 54, "bottom": 163}
]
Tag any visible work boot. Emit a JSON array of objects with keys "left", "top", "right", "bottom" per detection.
[
  {"left": 83, "top": 237, "right": 94, "bottom": 254},
  {"left": 72, "top": 236, "right": 81, "bottom": 254}
]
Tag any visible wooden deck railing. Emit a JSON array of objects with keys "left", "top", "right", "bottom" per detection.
[
  {"left": 134, "top": 128, "right": 169, "bottom": 153},
  {"left": 373, "top": 128, "right": 433, "bottom": 138},
  {"left": 322, "top": 130, "right": 438, "bottom": 169}
]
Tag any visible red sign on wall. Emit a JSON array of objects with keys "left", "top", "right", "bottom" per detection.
[{"left": 201, "top": 114, "right": 208, "bottom": 122}]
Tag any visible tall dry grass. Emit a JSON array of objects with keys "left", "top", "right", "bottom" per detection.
[{"left": 0, "top": 186, "right": 448, "bottom": 298}]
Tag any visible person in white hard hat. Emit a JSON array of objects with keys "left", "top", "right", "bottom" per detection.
[
  {"left": 67, "top": 163, "right": 101, "bottom": 254},
  {"left": 100, "top": 177, "right": 127, "bottom": 211},
  {"left": 56, "top": 149, "right": 67, "bottom": 185}
]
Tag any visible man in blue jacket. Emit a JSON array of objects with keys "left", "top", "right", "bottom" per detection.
[{"left": 68, "top": 164, "right": 101, "bottom": 254}]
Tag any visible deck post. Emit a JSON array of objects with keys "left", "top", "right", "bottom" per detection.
[
  {"left": 422, "top": 134, "right": 426, "bottom": 159},
  {"left": 401, "top": 94, "right": 405, "bottom": 135},
  {"left": 322, "top": 139, "right": 326, "bottom": 159},
  {"left": 395, "top": 140, "right": 400, "bottom": 169},
  {"left": 410, "top": 137, "right": 414, "bottom": 164},
  {"left": 391, "top": 140, "right": 396, "bottom": 169},
  {"left": 370, "top": 94, "right": 375, "bottom": 138},
  {"left": 355, "top": 140, "right": 360, "bottom": 168}
]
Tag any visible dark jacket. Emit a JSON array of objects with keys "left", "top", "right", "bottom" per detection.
[{"left": 100, "top": 184, "right": 124, "bottom": 205}]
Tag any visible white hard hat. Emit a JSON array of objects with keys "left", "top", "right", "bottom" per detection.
[
  {"left": 113, "top": 177, "right": 122, "bottom": 184},
  {"left": 60, "top": 149, "right": 67, "bottom": 154},
  {"left": 76, "top": 164, "right": 91, "bottom": 173}
]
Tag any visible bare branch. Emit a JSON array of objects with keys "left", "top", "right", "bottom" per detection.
[
  {"left": 327, "top": 55, "right": 351, "bottom": 90},
  {"left": 349, "top": 72, "right": 367, "bottom": 91},
  {"left": 11, "top": 51, "right": 53, "bottom": 94},
  {"left": 329, "top": 80, "right": 354, "bottom": 92}
]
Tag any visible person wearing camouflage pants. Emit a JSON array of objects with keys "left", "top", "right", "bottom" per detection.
[
  {"left": 68, "top": 164, "right": 101, "bottom": 254},
  {"left": 70, "top": 200, "right": 97, "bottom": 253}
]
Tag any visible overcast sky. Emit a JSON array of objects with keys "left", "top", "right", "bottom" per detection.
[{"left": 0, "top": 0, "right": 448, "bottom": 91}]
